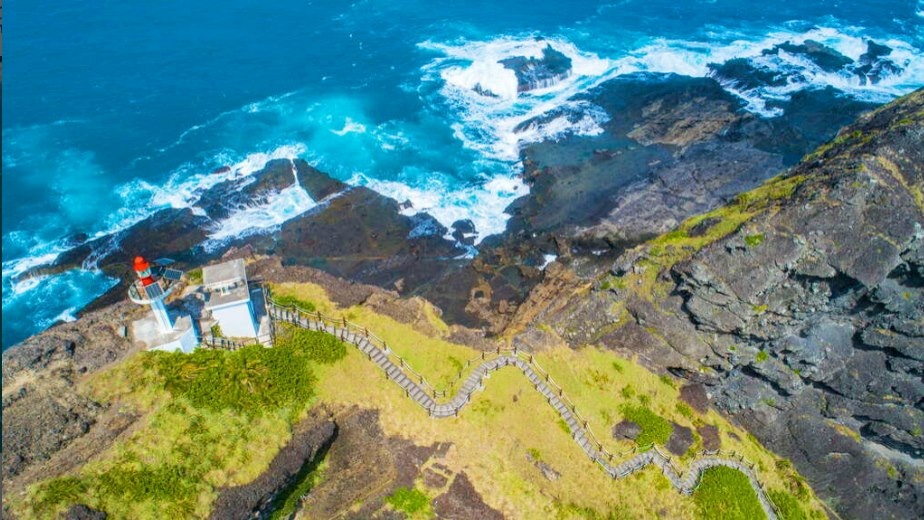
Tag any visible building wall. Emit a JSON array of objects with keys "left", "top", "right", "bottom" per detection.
[
  {"left": 148, "top": 326, "right": 197, "bottom": 354},
  {"left": 213, "top": 302, "right": 258, "bottom": 338}
]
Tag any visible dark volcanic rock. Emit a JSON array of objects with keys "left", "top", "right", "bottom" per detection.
[
  {"left": 698, "top": 424, "right": 721, "bottom": 451},
  {"left": 708, "top": 58, "right": 788, "bottom": 90},
  {"left": 530, "top": 89, "right": 924, "bottom": 519},
  {"left": 433, "top": 473, "right": 504, "bottom": 520},
  {"left": 612, "top": 420, "right": 642, "bottom": 441},
  {"left": 854, "top": 41, "right": 903, "bottom": 85},
  {"left": 679, "top": 384, "right": 709, "bottom": 413},
  {"left": 18, "top": 158, "right": 465, "bottom": 319},
  {"left": 210, "top": 409, "right": 336, "bottom": 520},
  {"left": 2, "top": 301, "right": 138, "bottom": 494},
  {"left": 499, "top": 44, "right": 572, "bottom": 93},
  {"left": 298, "top": 408, "right": 444, "bottom": 519},
  {"left": 666, "top": 422, "right": 694, "bottom": 456},
  {"left": 763, "top": 40, "right": 853, "bottom": 72},
  {"left": 63, "top": 504, "right": 107, "bottom": 520}
]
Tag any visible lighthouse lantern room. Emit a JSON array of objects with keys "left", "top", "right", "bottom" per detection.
[{"left": 128, "top": 255, "right": 197, "bottom": 353}]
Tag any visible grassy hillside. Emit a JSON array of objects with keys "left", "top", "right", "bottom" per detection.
[{"left": 11, "top": 280, "right": 826, "bottom": 519}]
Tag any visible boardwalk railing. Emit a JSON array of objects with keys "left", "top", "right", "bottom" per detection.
[{"left": 258, "top": 295, "right": 780, "bottom": 519}]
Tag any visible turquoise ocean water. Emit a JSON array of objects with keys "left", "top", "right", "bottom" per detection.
[{"left": 3, "top": 0, "right": 923, "bottom": 347}]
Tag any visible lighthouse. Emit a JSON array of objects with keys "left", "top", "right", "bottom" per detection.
[
  {"left": 127, "top": 255, "right": 197, "bottom": 353},
  {"left": 130, "top": 256, "right": 173, "bottom": 331}
]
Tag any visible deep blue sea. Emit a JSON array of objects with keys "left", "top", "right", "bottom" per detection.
[{"left": 3, "top": 0, "right": 923, "bottom": 348}]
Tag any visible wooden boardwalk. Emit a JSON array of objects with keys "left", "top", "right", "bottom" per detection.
[{"left": 268, "top": 303, "right": 780, "bottom": 519}]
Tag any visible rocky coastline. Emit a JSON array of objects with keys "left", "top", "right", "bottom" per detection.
[{"left": 3, "top": 38, "right": 921, "bottom": 518}]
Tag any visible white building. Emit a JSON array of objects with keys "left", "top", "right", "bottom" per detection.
[
  {"left": 128, "top": 255, "right": 197, "bottom": 354},
  {"left": 202, "top": 258, "right": 259, "bottom": 338}
]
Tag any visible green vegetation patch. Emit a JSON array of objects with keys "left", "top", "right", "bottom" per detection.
[
  {"left": 26, "top": 399, "right": 290, "bottom": 518},
  {"left": 210, "top": 323, "right": 224, "bottom": 338},
  {"left": 768, "top": 488, "right": 822, "bottom": 520},
  {"left": 272, "top": 293, "right": 317, "bottom": 312},
  {"left": 385, "top": 486, "right": 432, "bottom": 517},
  {"left": 187, "top": 268, "right": 203, "bottom": 285},
  {"left": 275, "top": 323, "right": 347, "bottom": 364},
  {"left": 744, "top": 233, "right": 765, "bottom": 247},
  {"left": 150, "top": 336, "right": 322, "bottom": 416},
  {"left": 694, "top": 466, "right": 765, "bottom": 520},
  {"left": 620, "top": 405, "right": 673, "bottom": 447},
  {"left": 22, "top": 323, "right": 350, "bottom": 518},
  {"left": 269, "top": 452, "right": 329, "bottom": 520},
  {"left": 755, "top": 350, "right": 769, "bottom": 363}
]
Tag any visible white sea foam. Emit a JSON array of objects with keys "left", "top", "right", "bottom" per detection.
[
  {"left": 2, "top": 143, "right": 310, "bottom": 306},
  {"left": 540, "top": 254, "right": 558, "bottom": 270},
  {"left": 420, "top": 36, "right": 617, "bottom": 161},
  {"left": 349, "top": 170, "right": 528, "bottom": 243},
  {"left": 205, "top": 161, "right": 320, "bottom": 247},
  {"left": 52, "top": 307, "right": 78, "bottom": 324},
  {"left": 331, "top": 117, "right": 368, "bottom": 136},
  {"left": 607, "top": 26, "right": 924, "bottom": 116},
  {"left": 104, "top": 143, "right": 308, "bottom": 235}
]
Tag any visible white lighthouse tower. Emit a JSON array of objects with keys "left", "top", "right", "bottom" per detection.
[
  {"left": 128, "top": 256, "right": 197, "bottom": 353},
  {"left": 130, "top": 256, "right": 173, "bottom": 331}
]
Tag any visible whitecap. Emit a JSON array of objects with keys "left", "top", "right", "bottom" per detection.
[
  {"left": 331, "top": 117, "right": 368, "bottom": 136},
  {"left": 419, "top": 35, "right": 618, "bottom": 162},
  {"left": 349, "top": 170, "right": 528, "bottom": 243},
  {"left": 203, "top": 160, "right": 321, "bottom": 248}
]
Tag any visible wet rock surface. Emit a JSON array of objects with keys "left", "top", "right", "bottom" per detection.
[
  {"left": 499, "top": 44, "right": 572, "bottom": 93},
  {"left": 15, "top": 71, "right": 878, "bottom": 340},
  {"left": 517, "top": 89, "right": 924, "bottom": 519}
]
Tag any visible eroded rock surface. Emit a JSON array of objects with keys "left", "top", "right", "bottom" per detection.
[{"left": 512, "top": 90, "right": 924, "bottom": 518}]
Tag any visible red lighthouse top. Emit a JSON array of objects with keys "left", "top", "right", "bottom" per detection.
[{"left": 133, "top": 256, "right": 156, "bottom": 286}]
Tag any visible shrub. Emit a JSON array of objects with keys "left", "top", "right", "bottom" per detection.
[
  {"left": 768, "top": 489, "right": 810, "bottom": 520},
  {"left": 187, "top": 268, "right": 203, "bottom": 284},
  {"left": 744, "top": 233, "right": 765, "bottom": 247},
  {"left": 620, "top": 405, "right": 673, "bottom": 446},
  {"left": 675, "top": 402, "right": 694, "bottom": 419},
  {"left": 147, "top": 325, "right": 343, "bottom": 415},
  {"left": 659, "top": 374, "right": 676, "bottom": 388},
  {"left": 386, "top": 487, "right": 431, "bottom": 517},
  {"left": 756, "top": 351, "right": 769, "bottom": 363},
  {"left": 694, "top": 466, "right": 765, "bottom": 520},
  {"left": 30, "top": 477, "right": 87, "bottom": 517},
  {"left": 272, "top": 294, "right": 317, "bottom": 313},
  {"left": 275, "top": 324, "right": 347, "bottom": 364}
]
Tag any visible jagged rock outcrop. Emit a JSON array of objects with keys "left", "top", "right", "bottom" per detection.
[
  {"left": 17, "top": 158, "right": 467, "bottom": 315},
  {"left": 512, "top": 89, "right": 924, "bottom": 518},
  {"left": 499, "top": 44, "right": 572, "bottom": 93}
]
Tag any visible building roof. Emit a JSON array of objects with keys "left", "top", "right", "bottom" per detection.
[
  {"left": 202, "top": 258, "right": 247, "bottom": 289},
  {"left": 202, "top": 259, "right": 251, "bottom": 309},
  {"left": 205, "top": 285, "right": 251, "bottom": 309}
]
